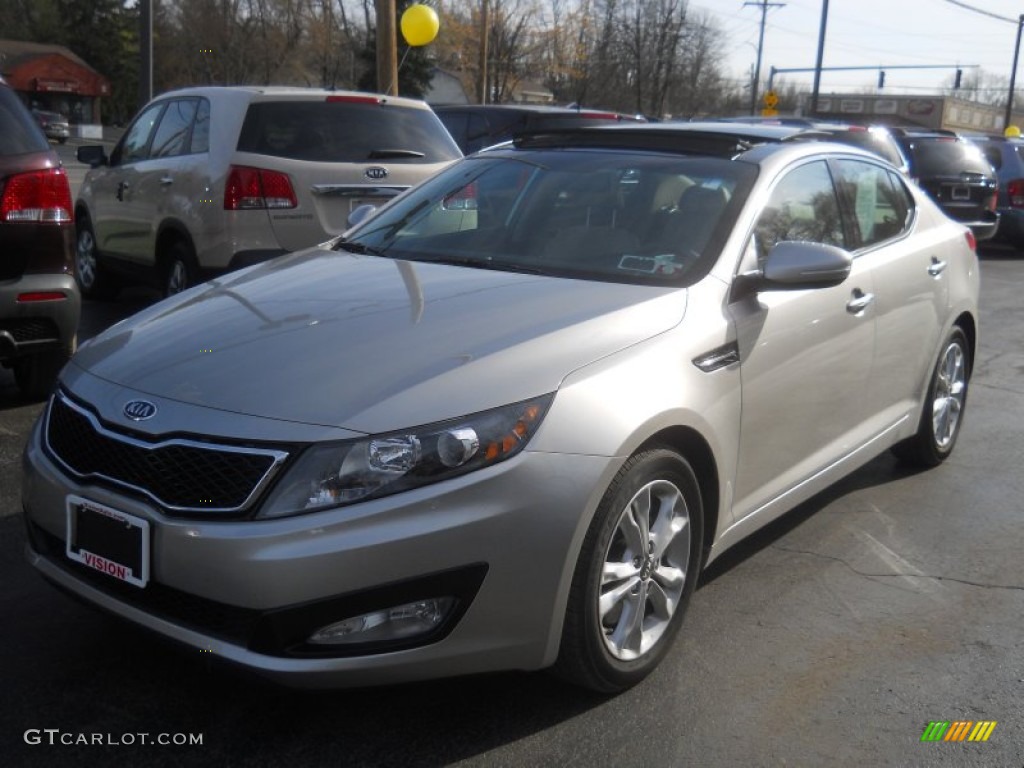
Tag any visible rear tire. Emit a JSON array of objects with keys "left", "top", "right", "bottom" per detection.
[
  {"left": 553, "top": 448, "right": 703, "bottom": 693},
  {"left": 163, "top": 241, "right": 199, "bottom": 297},
  {"left": 75, "top": 214, "right": 119, "bottom": 300},
  {"left": 891, "top": 327, "right": 970, "bottom": 467}
]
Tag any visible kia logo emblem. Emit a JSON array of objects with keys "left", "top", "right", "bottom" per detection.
[
  {"left": 123, "top": 400, "right": 157, "bottom": 421},
  {"left": 365, "top": 167, "right": 388, "bottom": 180}
]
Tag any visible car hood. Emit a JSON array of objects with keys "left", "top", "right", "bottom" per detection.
[{"left": 70, "top": 249, "right": 687, "bottom": 433}]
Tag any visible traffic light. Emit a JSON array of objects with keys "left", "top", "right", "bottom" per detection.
[
  {"left": 954, "top": 69, "right": 963, "bottom": 89},
  {"left": 878, "top": 70, "right": 885, "bottom": 88}
]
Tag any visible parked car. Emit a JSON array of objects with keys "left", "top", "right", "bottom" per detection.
[
  {"left": 31, "top": 109, "right": 70, "bottom": 143},
  {"left": 707, "top": 117, "right": 911, "bottom": 174},
  {"left": 0, "top": 78, "right": 80, "bottom": 399},
  {"left": 435, "top": 104, "right": 645, "bottom": 154},
  {"left": 893, "top": 130, "right": 999, "bottom": 240},
  {"left": 23, "top": 123, "right": 978, "bottom": 692},
  {"left": 967, "top": 133, "right": 1024, "bottom": 248},
  {"left": 74, "top": 86, "right": 462, "bottom": 298}
]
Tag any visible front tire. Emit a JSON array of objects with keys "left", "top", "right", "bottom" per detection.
[
  {"left": 892, "top": 327, "right": 970, "bottom": 467},
  {"left": 554, "top": 448, "right": 703, "bottom": 692},
  {"left": 75, "top": 214, "right": 119, "bottom": 300}
]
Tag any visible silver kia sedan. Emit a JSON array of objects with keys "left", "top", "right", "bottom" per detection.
[{"left": 22, "top": 124, "right": 979, "bottom": 692}]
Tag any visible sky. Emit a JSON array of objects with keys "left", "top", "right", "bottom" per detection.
[{"left": 701, "top": 0, "right": 1024, "bottom": 99}]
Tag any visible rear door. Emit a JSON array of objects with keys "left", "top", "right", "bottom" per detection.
[
  {"left": 832, "top": 158, "right": 948, "bottom": 433},
  {"left": 232, "top": 96, "right": 462, "bottom": 251}
]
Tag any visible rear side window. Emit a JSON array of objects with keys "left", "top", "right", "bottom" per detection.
[
  {"left": 237, "top": 100, "right": 461, "bottom": 163},
  {"left": 191, "top": 98, "right": 210, "bottom": 153},
  {"left": 833, "top": 159, "right": 914, "bottom": 248},
  {"left": 150, "top": 99, "right": 198, "bottom": 158},
  {"left": 0, "top": 86, "right": 50, "bottom": 156}
]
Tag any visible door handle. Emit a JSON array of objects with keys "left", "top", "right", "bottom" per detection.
[
  {"left": 159, "top": 176, "right": 173, "bottom": 186},
  {"left": 846, "top": 290, "right": 875, "bottom": 314},
  {"left": 928, "top": 257, "right": 947, "bottom": 277},
  {"left": 116, "top": 181, "right": 130, "bottom": 201}
]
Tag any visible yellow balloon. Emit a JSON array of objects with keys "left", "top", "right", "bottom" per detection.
[
  {"left": 401, "top": 4, "right": 439, "bottom": 47},
  {"left": 1005, "top": 125, "right": 1021, "bottom": 138}
]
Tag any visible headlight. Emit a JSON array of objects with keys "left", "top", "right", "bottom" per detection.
[{"left": 258, "top": 395, "right": 553, "bottom": 519}]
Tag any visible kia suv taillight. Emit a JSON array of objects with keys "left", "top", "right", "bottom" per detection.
[
  {"left": 1, "top": 168, "right": 73, "bottom": 223},
  {"left": 224, "top": 166, "right": 297, "bottom": 210},
  {"left": 1007, "top": 179, "right": 1024, "bottom": 208}
]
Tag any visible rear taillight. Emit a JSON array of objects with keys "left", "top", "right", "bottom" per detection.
[
  {"left": 224, "top": 166, "right": 297, "bottom": 210},
  {"left": 442, "top": 181, "right": 478, "bottom": 210},
  {"left": 1, "top": 168, "right": 73, "bottom": 223},
  {"left": 1007, "top": 179, "right": 1024, "bottom": 208},
  {"left": 965, "top": 230, "right": 977, "bottom": 252}
]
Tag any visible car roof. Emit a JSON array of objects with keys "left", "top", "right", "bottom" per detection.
[{"left": 147, "top": 85, "right": 435, "bottom": 110}]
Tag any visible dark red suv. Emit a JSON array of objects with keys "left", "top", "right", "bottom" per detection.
[{"left": 0, "top": 77, "right": 80, "bottom": 399}]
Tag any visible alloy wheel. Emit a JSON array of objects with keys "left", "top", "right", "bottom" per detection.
[
  {"left": 599, "top": 479, "right": 691, "bottom": 661},
  {"left": 932, "top": 340, "right": 966, "bottom": 450}
]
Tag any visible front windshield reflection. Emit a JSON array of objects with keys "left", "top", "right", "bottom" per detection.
[{"left": 343, "top": 152, "right": 756, "bottom": 286}]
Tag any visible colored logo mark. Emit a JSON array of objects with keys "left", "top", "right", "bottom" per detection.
[{"left": 921, "top": 720, "right": 997, "bottom": 742}]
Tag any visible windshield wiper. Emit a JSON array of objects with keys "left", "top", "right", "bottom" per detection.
[
  {"left": 334, "top": 239, "right": 386, "bottom": 256},
  {"left": 367, "top": 149, "right": 426, "bottom": 159},
  {"left": 409, "top": 255, "right": 547, "bottom": 275}
]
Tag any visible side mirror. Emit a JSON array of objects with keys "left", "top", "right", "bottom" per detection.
[
  {"left": 735, "top": 240, "right": 852, "bottom": 297},
  {"left": 347, "top": 204, "right": 377, "bottom": 228},
  {"left": 76, "top": 145, "right": 108, "bottom": 168},
  {"left": 762, "top": 240, "right": 852, "bottom": 288}
]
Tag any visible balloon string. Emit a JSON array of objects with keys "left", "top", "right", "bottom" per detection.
[{"left": 387, "top": 46, "right": 412, "bottom": 95}]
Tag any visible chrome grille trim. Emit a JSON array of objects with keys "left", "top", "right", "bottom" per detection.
[{"left": 44, "top": 390, "right": 290, "bottom": 514}]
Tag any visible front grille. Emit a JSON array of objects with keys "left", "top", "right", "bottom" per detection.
[
  {"left": 45, "top": 391, "right": 289, "bottom": 514},
  {"left": 0, "top": 317, "right": 60, "bottom": 343},
  {"left": 28, "top": 523, "right": 259, "bottom": 644}
]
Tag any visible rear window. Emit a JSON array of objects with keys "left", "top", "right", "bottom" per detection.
[
  {"left": 237, "top": 100, "right": 461, "bottom": 163},
  {"left": 0, "top": 87, "right": 50, "bottom": 156},
  {"left": 907, "top": 139, "right": 992, "bottom": 177},
  {"left": 822, "top": 130, "right": 904, "bottom": 168}
]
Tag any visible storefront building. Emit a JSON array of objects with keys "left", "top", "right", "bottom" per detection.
[{"left": 0, "top": 39, "right": 110, "bottom": 138}]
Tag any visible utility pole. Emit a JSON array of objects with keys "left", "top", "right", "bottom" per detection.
[
  {"left": 744, "top": 0, "right": 785, "bottom": 115},
  {"left": 375, "top": 0, "right": 398, "bottom": 95},
  {"left": 479, "top": 0, "right": 489, "bottom": 104},
  {"left": 1006, "top": 14, "right": 1024, "bottom": 130},
  {"left": 138, "top": 0, "right": 152, "bottom": 108},
  {"left": 810, "top": 0, "right": 829, "bottom": 116}
]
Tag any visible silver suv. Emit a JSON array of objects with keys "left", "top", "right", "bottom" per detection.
[{"left": 74, "top": 87, "right": 461, "bottom": 297}]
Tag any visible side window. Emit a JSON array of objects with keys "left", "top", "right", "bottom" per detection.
[
  {"left": 189, "top": 98, "right": 210, "bottom": 153},
  {"left": 982, "top": 145, "right": 1002, "bottom": 171},
  {"left": 753, "top": 160, "right": 844, "bottom": 262},
  {"left": 114, "top": 102, "right": 165, "bottom": 166},
  {"left": 150, "top": 99, "right": 197, "bottom": 158},
  {"left": 834, "top": 159, "right": 913, "bottom": 248}
]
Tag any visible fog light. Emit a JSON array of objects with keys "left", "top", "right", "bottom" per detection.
[{"left": 307, "top": 597, "right": 455, "bottom": 645}]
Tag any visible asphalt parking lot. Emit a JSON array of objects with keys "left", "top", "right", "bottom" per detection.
[{"left": 1, "top": 237, "right": 1022, "bottom": 765}]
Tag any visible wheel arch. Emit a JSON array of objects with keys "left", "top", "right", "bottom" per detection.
[
  {"left": 634, "top": 426, "right": 720, "bottom": 569},
  {"left": 154, "top": 220, "right": 197, "bottom": 269},
  {"left": 953, "top": 310, "right": 976, "bottom": 377}
]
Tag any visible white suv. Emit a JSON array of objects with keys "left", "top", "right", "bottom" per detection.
[{"left": 74, "top": 86, "right": 461, "bottom": 297}]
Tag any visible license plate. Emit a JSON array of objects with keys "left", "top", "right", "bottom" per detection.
[
  {"left": 66, "top": 496, "right": 150, "bottom": 588},
  {"left": 951, "top": 185, "right": 970, "bottom": 200}
]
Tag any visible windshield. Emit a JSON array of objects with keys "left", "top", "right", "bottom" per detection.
[{"left": 341, "top": 150, "right": 756, "bottom": 286}]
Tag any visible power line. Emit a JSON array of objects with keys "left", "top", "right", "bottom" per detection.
[{"left": 939, "top": 0, "right": 1016, "bottom": 25}]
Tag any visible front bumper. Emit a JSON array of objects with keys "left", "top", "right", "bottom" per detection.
[{"left": 22, "top": 413, "right": 613, "bottom": 688}]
